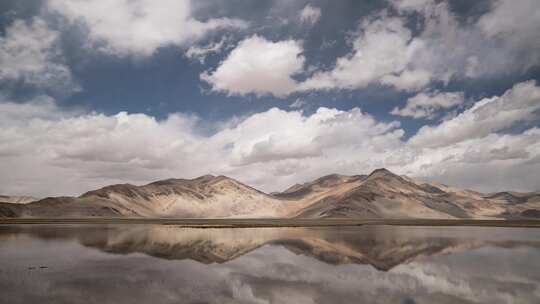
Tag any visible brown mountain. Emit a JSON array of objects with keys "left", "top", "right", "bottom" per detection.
[
  {"left": 292, "top": 168, "right": 497, "bottom": 219},
  {"left": 0, "top": 175, "right": 309, "bottom": 218},
  {"left": 1, "top": 168, "right": 539, "bottom": 219}
]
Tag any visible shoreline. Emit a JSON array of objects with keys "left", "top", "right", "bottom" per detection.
[{"left": 1, "top": 218, "right": 540, "bottom": 228}]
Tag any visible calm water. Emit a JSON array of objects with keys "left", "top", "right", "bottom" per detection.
[{"left": 1, "top": 225, "right": 540, "bottom": 303}]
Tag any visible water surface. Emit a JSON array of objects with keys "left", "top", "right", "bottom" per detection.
[{"left": 1, "top": 224, "right": 539, "bottom": 303}]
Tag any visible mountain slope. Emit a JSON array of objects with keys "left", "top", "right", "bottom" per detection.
[
  {"left": 1, "top": 175, "right": 309, "bottom": 218},
  {"left": 0, "top": 195, "right": 36, "bottom": 204},
  {"left": 1, "top": 168, "right": 539, "bottom": 219},
  {"left": 79, "top": 175, "right": 308, "bottom": 218},
  {"left": 293, "top": 169, "right": 506, "bottom": 219}
]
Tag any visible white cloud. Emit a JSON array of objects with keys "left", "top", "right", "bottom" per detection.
[
  {"left": 201, "top": 35, "right": 305, "bottom": 97},
  {"left": 298, "top": 16, "right": 422, "bottom": 92},
  {"left": 0, "top": 98, "right": 204, "bottom": 196},
  {"left": 477, "top": 0, "right": 540, "bottom": 72},
  {"left": 395, "top": 0, "right": 540, "bottom": 78},
  {"left": 300, "top": 4, "right": 322, "bottom": 26},
  {"left": 409, "top": 80, "right": 540, "bottom": 148},
  {"left": 391, "top": 90, "right": 464, "bottom": 119},
  {"left": 0, "top": 97, "right": 402, "bottom": 196},
  {"left": 0, "top": 17, "right": 77, "bottom": 93},
  {"left": 391, "top": 0, "right": 435, "bottom": 12},
  {"left": 186, "top": 37, "right": 229, "bottom": 64},
  {"left": 0, "top": 95, "right": 75, "bottom": 126},
  {"left": 405, "top": 129, "right": 540, "bottom": 193},
  {"left": 289, "top": 98, "right": 306, "bottom": 109},
  {"left": 2, "top": 81, "right": 540, "bottom": 196},
  {"left": 296, "top": 0, "right": 540, "bottom": 95},
  {"left": 380, "top": 69, "right": 432, "bottom": 92},
  {"left": 47, "top": 0, "right": 247, "bottom": 57},
  {"left": 216, "top": 107, "right": 402, "bottom": 167}
]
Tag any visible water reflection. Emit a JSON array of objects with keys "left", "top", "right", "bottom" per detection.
[{"left": 1, "top": 225, "right": 540, "bottom": 303}]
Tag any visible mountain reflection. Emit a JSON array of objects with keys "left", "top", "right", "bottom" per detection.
[
  {"left": 2, "top": 224, "right": 538, "bottom": 270},
  {"left": 1, "top": 225, "right": 540, "bottom": 303}
]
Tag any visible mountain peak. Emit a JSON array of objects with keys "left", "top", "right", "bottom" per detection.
[
  {"left": 192, "top": 174, "right": 217, "bottom": 183},
  {"left": 367, "top": 168, "right": 397, "bottom": 179}
]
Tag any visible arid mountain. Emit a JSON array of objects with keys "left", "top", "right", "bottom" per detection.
[
  {"left": 292, "top": 169, "right": 504, "bottom": 219},
  {"left": 1, "top": 168, "right": 540, "bottom": 219},
  {"left": 0, "top": 195, "right": 36, "bottom": 204},
  {"left": 0, "top": 175, "right": 310, "bottom": 218}
]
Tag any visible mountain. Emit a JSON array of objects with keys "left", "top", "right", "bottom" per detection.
[
  {"left": 1, "top": 168, "right": 540, "bottom": 219},
  {"left": 0, "top": 195, "right": 36, "bottom": 204},
  {"left": 0, "top": 175, "right": 310, "bottom": 218},
  {"left": 292, "top": 168, "right": 504, "bottom": 219}
]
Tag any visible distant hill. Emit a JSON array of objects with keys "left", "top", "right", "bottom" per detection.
[{"left": 1, "top": 169, "right": 540, "bottom": 219}]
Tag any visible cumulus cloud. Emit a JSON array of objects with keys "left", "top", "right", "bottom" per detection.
[
  {"left": 409, "top": 80, "right": 540, "bottom": 148},
  {"left": 47, "top": 0, "right": 247, "bottom": 57},
  {"left": 2, "top": 80, "right": 540, "bottom": 196},
  {"left": 216, "top": 107, "right": 402, "bottom": 167},
  {"left": 201, "top": 35, "right": 305, "bottom": 97},
  {"left": 0, "top": 98, "right": 204, "bottom": 196},
  {"left": 298, "top": 16, "right": 425, "bottom": 92},
  {"left": 404, "top": 129, "right": 540, "bottom": 191},
  {"left": 188, "top": 0, "right": 540, "bottom": 98},
  {"left": 476, "top": 0, "right": 540, "bottom": 72},
  {"left": 393, "top": 0, "right": 540, "bottom": 78},
  {"left": 0, "top": 97, "right": 403, "bottom": 195},
  {"left": 300, "top": 4, "right": 322, "bottom": 26},
  {"left": 0, "top": 17, "right": 77, "bottom": 93},
  {"left": 294, "top": 0, "right": 540, "bottom": 95},
  {"left": 391, "top": 90, "right": 464, "bottom": 119},
  {"left": 0, "top": 95, "right": 77, "bottom": 126}
]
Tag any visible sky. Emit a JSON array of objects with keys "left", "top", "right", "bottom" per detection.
[{"left": 1, "top": 0, "right": 540, "bottom": 197}]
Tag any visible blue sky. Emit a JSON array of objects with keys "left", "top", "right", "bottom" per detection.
[{"left": 1, "top": 0, "right": 540, "bottom": 196}]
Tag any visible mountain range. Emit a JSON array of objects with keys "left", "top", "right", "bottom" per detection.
[{"left": 1, "top": 168, "right": 540, "bottom": 219}]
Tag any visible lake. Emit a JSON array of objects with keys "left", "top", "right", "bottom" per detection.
[{"left": 1, "top": 224, "right": 540, "bottom": 303}]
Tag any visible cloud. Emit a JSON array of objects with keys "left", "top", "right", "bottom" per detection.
[
  {"left": 394, "top": 0, "right": 540, "bottom": 78},
  {"left": 409, "top": 80, "right": 540, "bottom": 148},
  {"left": 0, "top": 95, "right": 77, "bottom": 126},
  {"left": 186, "top": 37, "right": 230, "bottom": 64},
  {"left": 201, "top": 35, "right": 305, "bottom": 97},
  {"left": 298, "top": 15, "right": 424, "bottom": 92},
  {"left": 299, "top": 4, "right": 321, "bottom": 26},
  {"left": 476, "top": 0, "right": 540, "bottom": 72},
  {"left": 0, "top": 97, "right": 402, "bottom": 196},
  {"left": 289, "top": 98, "right": 306, "bottom": 109},
  {"left": 296, "top": 0, "right": 540, "bottom": 95},
  {"left": 2, "top": 81, "right": 540, "bottom": 196},
  {"left": 408, "top": 129, "right": 540, "bottom": 193},
  {"left": 391, "top": 90, "right": 464, "bottom": 119},
  {"left": 0, "top": 17, "right": 78, "bottom": 93},
  {"left": 391, "top": 0, "right": 435, "bottom": 12},
  {"left": 47, "top": 0, "right": 247, "bottom": 57},
  {"left": 0, "top": 96, "right": 205, "bottom": 195},
  {"left": 216, "top": 107, "right": 402, "bottom": 167}
]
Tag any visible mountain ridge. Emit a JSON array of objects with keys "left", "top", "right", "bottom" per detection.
[{"left": 1, "top": 168, "right": 539, "bottom": 219}]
